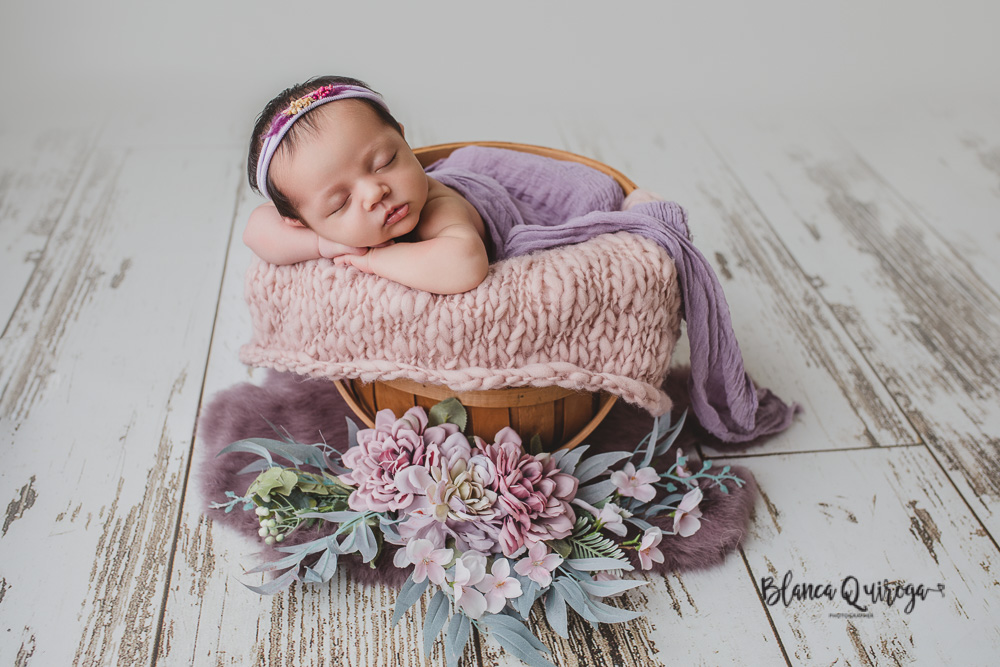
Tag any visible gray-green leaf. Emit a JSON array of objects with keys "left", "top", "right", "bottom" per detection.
[
  {"left": 445, "top": 613, "right": 471, "bottom": 667},
  {"left": 391, "top": 575, "right": 429, "bottom": 627},
  {"left": 544, "top": 588, "right": 569, "bottom": 638},
  {"left": 423, "top": 590, "right": 450, "bottom": 657}
]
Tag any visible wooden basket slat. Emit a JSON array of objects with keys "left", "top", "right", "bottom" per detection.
[
  {"left": 373, "top": 382, "right": 416, "bottom": 419},
  {"left": 467, "top": 405, "right": 513, "bottom": 444}
]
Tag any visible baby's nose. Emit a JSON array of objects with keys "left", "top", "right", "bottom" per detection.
[{"left": 365, "top": 182, "right": 390, "bottom": 210}]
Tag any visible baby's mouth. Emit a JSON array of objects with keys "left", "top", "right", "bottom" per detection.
[{"left": 384, "top": 204, "right": 409, "bottom": 226}]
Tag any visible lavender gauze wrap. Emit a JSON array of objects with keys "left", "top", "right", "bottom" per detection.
[{"left": 424, "top": 147, "right": 797, "bottom": 442}]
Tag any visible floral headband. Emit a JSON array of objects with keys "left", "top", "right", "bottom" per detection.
[{"left": 255, "top": 84, "right": 391, "bottom": 200}]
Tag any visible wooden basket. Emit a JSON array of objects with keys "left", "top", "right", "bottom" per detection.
[{"left": 334, "top": 141, "right": 638, "bottom": 451}]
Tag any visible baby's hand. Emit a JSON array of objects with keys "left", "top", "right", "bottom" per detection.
[
  {"left": 317, "top": 236, "right": 368, "bottom": 259},
  {"left": 333, "top": 249, "right": 375, "bottom": 274}
]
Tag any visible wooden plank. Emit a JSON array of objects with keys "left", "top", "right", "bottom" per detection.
[
  {"left": 731, "top": 446, "right": 1000, "bottom": 664},
  {"left": 830, "top": 104, "right": 1000, "bottom": 295},
  {"left": 479, "top": 552, "right": 786, "bottom": 666},
  {"left": 556, "top": 120, "right": 918, "bottom": 456},
  {"left": 157, "top": 182, "right": 453, "bottom": 666},
  {"left": 0, "top": 128, "right": 95, "bottom": 333},
  {"left": 0, "top": 137, "right": 241, "bottom": 665},
  {"left": 701, "top": 112, "right": 1000, "bottom": 533}
]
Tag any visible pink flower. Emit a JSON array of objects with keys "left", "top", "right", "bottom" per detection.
[
  {"left": 480, "top": 433, "right": 578, "bottom": 557},
  {"left": 476, "top": 558, "right": 523, "bottom": 613},
  {"left": 340, "top": 407, "right": 442, "bottom": 513},
  {"left": 609, "top": 462, "right": 659, "bottom": 502},
  {"left": 513, "top": 543, "right": 563, "bottom": 587},
  {"left": 637, "top": 527, "right": 664, "bottom": 570},
  {"left": 396, "top": 511, "right": 500, "bottom": 554},
  {"left": 452, "top": 552, "right": 488, "bottom": 618},
  {"left": 424, "top": 431, "right": 472, "bottom": 471},
  {"left": 400, "top": 538, "right": 453, "bottom": 584},
  {"left": 673, "top": 488, "right": 703, "bottom": 537}
]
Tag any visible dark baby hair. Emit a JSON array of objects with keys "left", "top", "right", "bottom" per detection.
[{"left": 247, "top": 75, "right": 403, "bottom": 222}]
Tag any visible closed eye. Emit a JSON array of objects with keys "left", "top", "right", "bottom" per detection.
[
  {"left": 376, "top": 152, "right": 397, "bottom": 172},
  {"left": 330, "top": 196, "right": 348, "bottom": 215}
]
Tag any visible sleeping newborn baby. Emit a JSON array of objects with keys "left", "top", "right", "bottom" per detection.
[{"left": 245, "top": 76, "right": 490, "bottom": 295}]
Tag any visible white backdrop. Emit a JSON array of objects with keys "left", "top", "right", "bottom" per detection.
[{"left": 1, "top": 0, "right": 997, "bottom": 135}]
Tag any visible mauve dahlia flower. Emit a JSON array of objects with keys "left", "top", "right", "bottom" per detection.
[
  {"left": 480, "top": 428, "right": 578, "bottom": 557},
  {"left": 339, "top": 407, "right": 458, "bottom": 512}
]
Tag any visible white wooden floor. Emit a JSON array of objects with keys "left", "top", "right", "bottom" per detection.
[{"left": 2, "top": 102, "right": 1000, "bottom": 666}]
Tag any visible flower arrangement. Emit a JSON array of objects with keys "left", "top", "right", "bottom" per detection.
[{"left": 211, "top": 400, "right": 743, "bottom": 667}]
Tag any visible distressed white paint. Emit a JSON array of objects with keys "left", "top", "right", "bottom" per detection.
[
  {"left": 702, "top": 111, "right": 1000, "bottom": 535},
  {"left": 830, "top": 103, "right": 1000, "bottom": 297},
  {"left": 0, "top": 140, "right": 240, "bottom": 665},
  {"left": 0, "top": 129, "right": 95, "bottom": 332},
  {"left": 735, "top": 447, "right": 1000, "bottom": 665}
]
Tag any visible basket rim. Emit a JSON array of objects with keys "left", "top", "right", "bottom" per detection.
[{"left": 413, "top": 140, "right": 637, "bottom": 194}]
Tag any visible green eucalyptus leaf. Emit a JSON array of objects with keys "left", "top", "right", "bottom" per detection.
[
  {"left": 428, "top": 398, "right": 467, "bottom": 430},
  {"left": 546, "top": 538, "right": 572, "bottom": 559}
]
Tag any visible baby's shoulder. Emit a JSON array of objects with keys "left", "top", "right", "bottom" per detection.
[{"left": 415, "top": 177, "right": 486, "bottom": 243}]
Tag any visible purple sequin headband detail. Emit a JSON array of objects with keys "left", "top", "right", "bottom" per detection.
[{"left": 255, "top": 84, "right": 390, "bottom": 201}]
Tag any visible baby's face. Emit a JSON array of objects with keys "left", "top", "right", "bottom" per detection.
[{"left": 269, "top": 99, "right": 428, "bottom": 247}]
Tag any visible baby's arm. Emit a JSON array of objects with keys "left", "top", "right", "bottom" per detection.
[
  {"left": 334, "top": 197, "right": 489, "bottom": 295},
  {"left": 243, "top": 203, "right": 366, "bottom": 265}
]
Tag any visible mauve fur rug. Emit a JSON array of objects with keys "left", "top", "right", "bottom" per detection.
[{"left": 197, "top": 368, "right": 759, "bottom": 588}]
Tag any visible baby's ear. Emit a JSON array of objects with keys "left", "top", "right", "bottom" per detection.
[
  {"left": 399, "top": 123, "right": 406, "bottom": 139},
  {"left": 281, "top": 216, "right": 306, "bottom": 228}
]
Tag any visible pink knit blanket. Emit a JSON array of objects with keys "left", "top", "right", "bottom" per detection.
[{"left": 241, "top": 232, "right": 682, "bottom": 414}]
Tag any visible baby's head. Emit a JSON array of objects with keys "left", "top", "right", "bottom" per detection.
[{"left": 248, "top": 76, "right": 428, "bottom": 247}]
